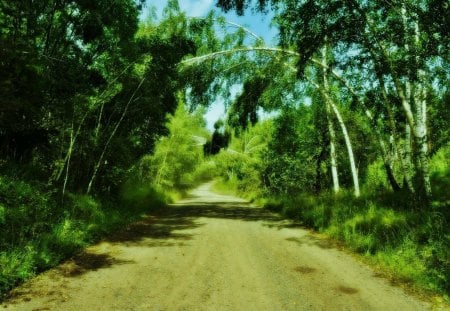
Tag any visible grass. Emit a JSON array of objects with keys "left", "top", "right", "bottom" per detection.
[
  {"left": 260, "top": 189, "right": 449, "bottom": 301},
  {"left": 0, "top": 176, "right": 169, "bottom": 300}
]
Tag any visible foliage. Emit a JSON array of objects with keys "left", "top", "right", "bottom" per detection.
[
  {"left": 0, "top": 176, "right": 55, "bottom": 250},
  {"left": 365, "top": 159, "right": 389, "bottom": 191},
  {"left": 263, "top": 104, "right": 327, "bottom": 195},
  {"left": 142, "top": 99, "right": 209, "bottom": 191},
  {"left": 213, "top": 120, "right": 272, "bottom": 199},
  {"left": 429, "top": 142, "right": 450, "bottom": 201}
]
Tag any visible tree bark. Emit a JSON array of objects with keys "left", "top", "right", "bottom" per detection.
[
  {"left": 321, "top": 44, "right": 340, "bottom": 194},
  {"left": 328, "top": 97, "right": 361, "bottom": 197},
  {"left": 321, "top": 44, "right": 359, "bottom": 197},
  {"left": 326, "top": 102, "right": 340, "bottom": 194}
]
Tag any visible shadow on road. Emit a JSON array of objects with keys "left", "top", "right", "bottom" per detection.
[
  {"left": 100, "top": 200, "right": 284, "bottom": 249},
  {"left": 165, "top": 201, "right": 283, "bottom": 222},
  {"left": 55, "top": 252, "right": 135, "bottom": 277},
  {"left": 286, "top": 235, "right": 343, "bottom": 250},
  {"left": 7, "top": 196, "right": 288, "bottom": 304}
]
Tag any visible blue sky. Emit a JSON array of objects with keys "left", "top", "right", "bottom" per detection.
[
  {"left": 142, "top": 1, "right": 278, "bottom": 131},
  {"left": 142, "top": 1, "right": 277, "bottom": 43}
]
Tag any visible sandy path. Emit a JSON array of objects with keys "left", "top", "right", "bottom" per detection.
[{"left": 1, "top": 182, "right": 431, "bottom": 310}]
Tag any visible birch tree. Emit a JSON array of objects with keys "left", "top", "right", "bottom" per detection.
[{"left": 215, "top": 0, "right": 448, "bottom": 203}]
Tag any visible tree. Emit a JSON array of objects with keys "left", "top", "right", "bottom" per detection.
[
  {"left": 204, "top": 120, "right": 231, "bottom": 155},
  {"left": 216, "top": 0, "right": 449, "bottom": 203},
  {"left": 143, "top": 97, "right": 208, "bottom": 190}
]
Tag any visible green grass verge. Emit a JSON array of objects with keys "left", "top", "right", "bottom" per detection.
[
  {"left": 0, "top": 176, "right": 169, "bottom": 300},
  {"left": 262, "top": 190, "right": 449, "bottom": 300}
]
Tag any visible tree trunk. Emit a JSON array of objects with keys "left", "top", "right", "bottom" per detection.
[
  {"left": 326, "top": 102, "right": 340, "bottom": 194},
  {"left": 402, "top": 123, "right": 414, "bottom": 189},
  {"left": 374, "top": 69, "right": 404, "bottom": 191},
  {"left": 328, "top": 99, "right": 361, "bottom": 197},
  {"left": 412, "top": 73, "right": 431, "bottom": 200},
  {"left": 321, "top": 44, "right": 360, "bottom": 197},
  {"left": 360, "top": 7, "right": 431, "bottom": 202},
  {"left": 412, "top": 15, "right": 432, "bottom": 200},
  {"left": 321, "top": 44, "right": 340, "bottom": 194},
  {"left": 62, "top": 121, "right": 74, "bottom": 197}
]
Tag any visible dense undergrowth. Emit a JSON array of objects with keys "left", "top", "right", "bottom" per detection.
[
  {"left": 0, "top": 176, "right": 170, "bottom": 300},
  {"left": 213, "top": 143, "right": 450, "bottom": 299}
]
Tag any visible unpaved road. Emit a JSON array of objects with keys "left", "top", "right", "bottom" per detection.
[{"left": 2, "top": 183, "right": 433, "bottom": 310}]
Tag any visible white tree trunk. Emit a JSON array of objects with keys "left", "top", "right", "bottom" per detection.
[
  {"left": 321, "top": 44, "right": 359, "bottom": 197},
  {"left": 321, "top": 44, "right": 340, "bottom": 194},
  {"left": 62, "top": 121, "right": 74, "bottom": 197},
  {"left": 413, "top": 74, "right": 431, "bottom": 197},
  {"left": 413, "top": 16, "right": 432, "bottom": 198},
  {"left": 326, "top": 102, "right": 340, "bottom": 194},
  {"left": 364, "top": 8, "right": 431, "bottom": 200},
  {"left": 328, "top": 99, "right": 361, "bottom": 197}
]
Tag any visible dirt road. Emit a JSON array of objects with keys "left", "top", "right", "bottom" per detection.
[{"left": 2, "top": 183, "right": 432, "bottom": 310}]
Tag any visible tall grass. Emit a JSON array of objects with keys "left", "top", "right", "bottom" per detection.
[
  {"left": 260, "top": 184, "right": 449, "bottom": 297},
  {"left": 0, "top": 175, "right": 168, "bottom": 299}
]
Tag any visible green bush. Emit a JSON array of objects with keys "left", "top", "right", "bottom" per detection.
[
  {"left": 120, "top": 181, "right": 169, "bottom": 212},
  {"left": 0, "top": 247, "right": 36, "bottom": 294},
  {"left": 67, "top": 194, "right": 104, "bottom": 222},
  {"left": 49, "top": 219, "right": 87, "bottom": 256},
  {"left": 192, "top": 160, "right": 217, "bottom": 183},
  {"left": 341, "top": 205, "right": 408, "bottom": 253},
  {"left": 213, "top": 149, "right": 263, "bottom": 200},
  {"left": 365, "top": 159, "right": 388, "bottom": 190},
  {"left": 430, "top": 142, "right": 450, "bottom": 201},
  {"left": 0, "top": 176, "right": 55, "bottom": 249}
]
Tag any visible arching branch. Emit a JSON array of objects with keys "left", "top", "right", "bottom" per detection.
[{"left": 189, "top": 17, "right": 263, "bottom": 42}]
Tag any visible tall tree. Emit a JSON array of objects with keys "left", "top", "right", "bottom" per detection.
[{"left": 216, "top": 0, "right": 449, "bottom": 203}]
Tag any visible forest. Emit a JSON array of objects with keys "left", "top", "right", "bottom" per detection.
[{"left": 0, "top": 0, "right": 449, "bottom": 303}]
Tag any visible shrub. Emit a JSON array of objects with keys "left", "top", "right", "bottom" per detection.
[
  {"left": 364, "top": 159, "right": 388, "bottom": 190},
  {"left": 67, "top": 194, "right": 104, "bottom": 222},
  {"left": 120, "top": 181, "right": 168, "bottom": 212},
  {"left": 0, "top": 248, "right": 36, "bottom": 295},
  {"left": 430, "top": 142, "right": 450, "bottom": 201},
  {"left": 342, "top": 205, "right": 408, "bottom": 253},
  {"left": 0, "top": 174, "right": 171, "bottom": 299},
  {"left": 0, "top": 176, "right": 54, "bottom": 249}
]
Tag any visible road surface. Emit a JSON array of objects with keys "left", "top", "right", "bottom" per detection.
[{"left": 1, "top": 183, "right": 431, "bottom": 310}]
